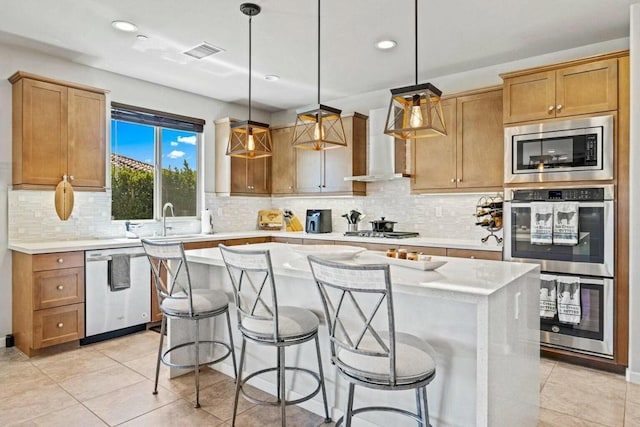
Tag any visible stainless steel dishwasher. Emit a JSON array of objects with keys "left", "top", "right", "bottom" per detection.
[{"left": 83, "top": 246, "right": 151, "bottom": 343}]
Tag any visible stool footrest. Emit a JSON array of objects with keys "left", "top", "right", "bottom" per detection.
[
  {"left": 160, "top": 340, "right": 233, "bottom": 370},
  {"left": 240, "top": 366, "right": 322, "bottom": 406},
  {"left": 335, "top": 406, "right": 428, "bottom": 427}
]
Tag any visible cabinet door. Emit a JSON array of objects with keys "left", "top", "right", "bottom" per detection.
[
  {"left": 271, "top": 127, "right": 296, "bottom": 194},
  {"left": 67, "top": 89, "right": 106, "bottom": 189},
  {"left": 411, "top": 98, "right": 457, "bottom": 191},
  {"left": 295, "top": 149, "right": 323, "bottom": 193},
  {"left": 503, "top": 71, "right": 555, "bottom": 123},
  {"left": 249, "top": 157, "right": 271, "bottom": 195},
  {"left": 20, "top": 79, "right": 68, "bottom": 186},
  {"left": 456, "top": 90, "right": 504, "bottom": 190},
  {"left": 230, "top": 157, "right": 248, "bottom": 194},
  {"left": 555, "top": 59, "right": 618, "bottom": 117}
]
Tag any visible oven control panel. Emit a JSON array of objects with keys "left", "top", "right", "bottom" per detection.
[{"left": 511, "top": 187, "right": 605, "bottom": 202}]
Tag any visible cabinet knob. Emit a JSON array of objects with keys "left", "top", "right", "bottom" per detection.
[
  {"left": 556, "top": 104, "right": 562, "bottom": 111},
  {"left": 451, "top": 178, "right": 455, "bottom": 183},
  {"left": 57, "top": 322, "right": 64, "bottom": 328},
  {"left": 457, "top": 178, "right": 462, "bottom": 183},
  {"left": 548, "top": 106, "right": 554, "bottom": 112},
  {"left": 69, "top": 175, "right": 74, "bottom": 181},
  {"left": 318, "top": 185, "right": 322, "bottom": 188},
  {"left": 288, "top": 186, "right": 293, "bottom": 190},
  {"left": 57, "top": 258, "right": 64, "bottom": 264},
  {"left": 57, "top": 285, "right": 64, "bottom": 291},
  {"left": 470, "top": 256, "right": 476, "bottom": 259}
]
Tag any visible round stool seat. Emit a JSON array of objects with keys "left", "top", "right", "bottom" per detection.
[
  {"left": 242, "top": 306, "right": 319, "bottom": 340},
  {"left": 336, "top": 331, "right": 436, "bottom": 385},
  {"left": 161, "top": 288, "right": 229, "bottom": 316}
]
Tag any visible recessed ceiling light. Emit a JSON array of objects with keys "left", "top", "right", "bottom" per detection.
[
  {"left": 376, "top": 40, "right": 397, "bottom": 50},
  {"left": 264, "top": 74, "right": 280, "bottom": 81},
  {"left": 111, "top": 20, "right": 138, "bottom": 32},
  {"left": 136, "top": 34, "right": 149, "bottom": 40}
]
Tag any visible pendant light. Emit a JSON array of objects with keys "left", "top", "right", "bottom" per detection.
[
  {"left": 291, "top": 0, "right": 347, "bottom": 151},
  {"left": 226, "top": 3, "right": 272, "bottom": 159},
  {"left": 384, "top": 0, "right": 446, "bottom": 139}
]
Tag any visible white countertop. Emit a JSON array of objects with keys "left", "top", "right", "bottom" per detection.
[
  {"left": 8, "top": 230, "right": 503, "bottom": 254},
  {"left": 186, "top": 242, "right": 532, "bottom": 297}
]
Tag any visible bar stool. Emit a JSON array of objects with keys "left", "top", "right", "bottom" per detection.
[
  {"left": 219, "top": 244, "right": 330, "bottom": 427},
  {"left": 308, "top": 255, "right": 437, "bottom": 427},
  {"left": 141, "top": 239, "right": 237, "bottom": 408}
]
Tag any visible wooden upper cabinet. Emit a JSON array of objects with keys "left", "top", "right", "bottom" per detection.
[
  {"left": 271, "top": 126, "right": 296, "bottom": 194},
  {"left": 503, "top": 58, "right": 618, "bottom": 123},
  {"left": 412, "top": 88, "right": 503, "bottom": 193},
  {"left": 412, "top": 98, "right": 457, "bottom": 191},
  {"left": 456, "top": 89, "right": 503, "bottom": 189},
  {"left": 10, "top": 72, "right": 106, "bottom": 190},
  {"left": 230, "top": 156, "right": 271, "bottom": 196}
]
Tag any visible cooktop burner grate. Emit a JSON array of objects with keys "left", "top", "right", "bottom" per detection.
[{"left": 344, "top": 230, "right": 420, "bottom": 239}]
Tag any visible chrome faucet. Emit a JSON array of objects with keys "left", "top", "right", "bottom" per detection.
[{"left": 162, "top": 202, "right": 174, "bottom": 236}]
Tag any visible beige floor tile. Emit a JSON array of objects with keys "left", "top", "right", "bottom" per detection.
[
  {"left": 232, "top": 404, "right": 332, "bottom": 427},
  {"left": 0, "top": 346, "right": 29, "bottom": 362},
  {"left": 546, "top": 362, "right": 627, "bottom": 396},
  {"left": 119, "top": 399, "right": 225, "bottom": 426},
  {"left": 0, "top": 382, "right": 78, "bottom": 425},
  {"left": 540, "top": 357, "right": 556, "bottom": 390},
  {"left": 13, "top": 403, "right": 107, "bottom": 426},
  {"left": 627, "top": 382, "right": 640, "bottom": 405},
  {"left": 625, "top": 399, "right": 640, "bottom": 427},
  {"left": 197, "top": 378, "right": 264, "bottom": 421},
  {"left": 82, "top": 379, "right": 179, "bottom": 426},
  {"left": 59, "top": 364, "right": 147, "bottom": 401},
  {"left": 90, "top": 331, "right": 160, "bottom": 363},
  {"left": 540, "top": 380, "right": 625, "bottom": 426},
  {"left": 0, "top": 362, "right": 54, "bottom": 400},
  {"left": 30, "top": 348, "right": 119, "bottom": 382},
  {"left": 538, "top": 407, "right": 609, "bottom": 426}
]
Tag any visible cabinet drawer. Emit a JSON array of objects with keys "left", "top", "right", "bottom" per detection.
[
  {"left": 33, "top": 252, "right": 84, "bottom": 271},
  {"left": 34, "top": 267, "right": 85, "bottom": 310},
  {"left": 446, "top": 248, "right": 503, "bottom": 260},
  {"left": 33, "top": 303, "right": 85, "bottom": 349}
]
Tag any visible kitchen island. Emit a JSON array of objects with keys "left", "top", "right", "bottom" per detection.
[{"left": 173, "top": 242, "right": 539, "bottom": 426}]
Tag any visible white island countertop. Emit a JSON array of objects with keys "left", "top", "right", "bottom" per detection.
[{"left": 8, "top": 230, "right": 502, "bottom": 254}]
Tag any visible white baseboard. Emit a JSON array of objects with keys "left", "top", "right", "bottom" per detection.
[{"left": 626, "top": 368, "right": 640, "bottom": 384}]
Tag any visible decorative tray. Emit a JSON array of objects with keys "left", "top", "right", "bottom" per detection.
[{"left": 361, "top": 251, "right": 447, "bottom": 271}]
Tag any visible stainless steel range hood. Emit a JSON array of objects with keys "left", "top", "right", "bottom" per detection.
[{"left": 344, "top": 107, "right": 410, "bottom": 182}]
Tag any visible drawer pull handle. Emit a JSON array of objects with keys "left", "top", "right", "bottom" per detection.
[
  {"left": 57, "top": 285, "right": 64, "bottom": 290},
  {"left": 57, "top": 322, "right": 64, "bottom": 328},
  {"left": 57, "top": 258, "right": 64, "bottom": 264}
]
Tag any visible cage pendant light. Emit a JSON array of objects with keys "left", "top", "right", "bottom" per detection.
[
  {"left": 226, "top": 3, "right": 272, "bottom": 159},
  {"left": 291, "top": 0, "right": 347, "bottom": 151},
  {"left": 384, "top": 0, "right": 446, "bottom": 140}
]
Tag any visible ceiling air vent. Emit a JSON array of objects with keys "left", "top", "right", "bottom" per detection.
[{"left": 183, "top": 42, "right": 225, "bottom": 59}]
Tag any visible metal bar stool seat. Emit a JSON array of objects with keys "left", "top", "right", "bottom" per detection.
[
  {"left": 142, "top": 239, "right": 238, "bottom": 408},
  {"left": 219, "top": 244, "right": 330, "bottom": 427},
  {"left": 308, "top": 255, "right": 437, "bottom": 427}
]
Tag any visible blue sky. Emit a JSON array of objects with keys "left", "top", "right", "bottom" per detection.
[{"left": 111, "top": 121, "right": 198, "bottom": 170}]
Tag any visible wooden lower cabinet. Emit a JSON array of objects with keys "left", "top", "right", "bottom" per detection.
[
  {"left": 272, "top": 237, "right": 304, "bottom": 244},
  {"left": 12, "top": 251, "right": 85, "bottom": 356},
  {"left": 446, "top": 248, "right": 502, "bottom": 260}
]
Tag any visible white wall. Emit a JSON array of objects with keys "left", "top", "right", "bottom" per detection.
[
  {"left": 627, "top": 4, "right": 640, "bottom": 383},
  {"left": 0, "top": 40, "right": 271, "bottom": 342}
]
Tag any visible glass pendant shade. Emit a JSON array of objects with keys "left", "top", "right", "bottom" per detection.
[
  {"left": 291, "top": 104, "right": 347, "bottom": 150},
  {"left": 384, "top": 82, "right": 447, "bottom": 139},
  {"left": 226, "top": 3, "right": 272, "bottom": 159},
  {"left": 227, "top": 119, "right": 272, "bottom": 159}
]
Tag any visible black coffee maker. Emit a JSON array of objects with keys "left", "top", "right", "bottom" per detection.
[{"left": 305, "top": 209, "right": 332, "bottom": 233}]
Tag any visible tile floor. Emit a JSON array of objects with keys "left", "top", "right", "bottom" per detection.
[{"left": 0, "top": 330, "right": 638, "bottom": 426}]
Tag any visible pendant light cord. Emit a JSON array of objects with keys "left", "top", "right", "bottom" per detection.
[
  {"left": 317, "top": 0, "right": 321, "bottom": 104},
  {"left": 248, "top": 14, "right": 253, "bottom": 121},
  {"left": 414, "top": 0, "right": 418, "bottom": 85}
]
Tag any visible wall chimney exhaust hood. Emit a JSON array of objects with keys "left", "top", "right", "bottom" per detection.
[{"left": 344, "top": 107, "right": 411, "bottom": 182}]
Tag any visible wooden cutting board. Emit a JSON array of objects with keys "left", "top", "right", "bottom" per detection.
[{"left": 54, "top": 178, "right": 74, "bottom": 221}]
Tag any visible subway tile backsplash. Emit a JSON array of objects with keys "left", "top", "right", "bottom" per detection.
[{"left": 8, "top": 179, "right": 501, "bottom": 243}]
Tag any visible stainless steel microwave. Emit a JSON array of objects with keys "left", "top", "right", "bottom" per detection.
[{"left": 504, "top": 115, "right": 613, "bottom": 184}]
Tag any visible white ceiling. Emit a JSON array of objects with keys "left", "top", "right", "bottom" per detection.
[{"left": 0, "top": 0, "right": 635, "bottom": 112}]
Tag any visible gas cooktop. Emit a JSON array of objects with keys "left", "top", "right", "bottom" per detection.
[{"left": 344, "top": 230, "right": 420, "bottom": 239}]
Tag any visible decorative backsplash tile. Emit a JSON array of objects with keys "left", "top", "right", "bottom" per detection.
[{"left": 8, "top": 180, "right": 501, "bottom": 243}]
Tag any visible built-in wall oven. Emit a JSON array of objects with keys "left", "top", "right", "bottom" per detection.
[
  {"left": 504, "top": 185, "right": 614, "bottom": 358},
  {"left": 504, "top": 114, "right": 614, "bottom": 184}
]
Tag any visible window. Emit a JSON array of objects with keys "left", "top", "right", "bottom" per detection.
[{"left": 110, "top": 103, "right": 204, "bottom": 221}]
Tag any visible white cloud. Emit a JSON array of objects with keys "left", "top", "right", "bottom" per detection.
[
  {"left": 170, "top": 141, "right": 178, "bottom": 146},
  {"left": 178, "top": 135, "right": 197, "bottom": 145},
  {"left": 168, "top": 150, "right": 185, "bottom": 159}
]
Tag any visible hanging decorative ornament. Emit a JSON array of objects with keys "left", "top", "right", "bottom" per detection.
[{"left": 54, "top": 175, "right": 74, "bottom": 221}]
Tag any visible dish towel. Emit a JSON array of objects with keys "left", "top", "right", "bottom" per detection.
[
  {"left": 553, "top": 202, "right": 579, "bottom": 245},
  {"left": 530, "top": 202, "right": 553, "bottom": 245},
  {"left": 540, "top": 274, "right": 557, "bottom": 319},
  {"left": 557, "top": 276, "right": 581, "bottom": 325},
  {"left": 109, "top": 254, "right": 131, "bottom": 291}
]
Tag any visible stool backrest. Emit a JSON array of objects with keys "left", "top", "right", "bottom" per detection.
[
  {"left": 141, "top": 239, "right": 194, "bottom": 316},
  {"left": 219, "top": 244, "right": 280, "bottom": 341},
  {"left": 307, "top": 255, "right": 399, "bottom": 383}
]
